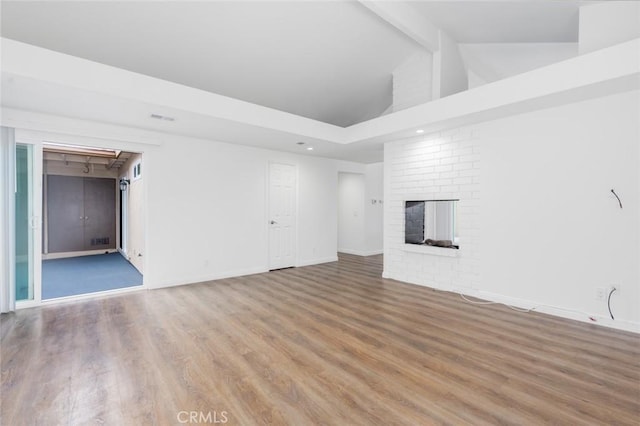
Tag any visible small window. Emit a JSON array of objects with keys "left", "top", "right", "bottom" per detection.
[{"left": 132, "top": 162, "right": 142, "bottom": 180}]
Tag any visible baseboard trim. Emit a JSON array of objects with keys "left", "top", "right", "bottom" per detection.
[
  {"left": 152, "top": 267, "right": 268, "bottom": 290},
  {"left": 382, "top": 272, "right": 639, "bottom": 334},
  {"left": 43, "top": 249, "right": 118, "bottom": 260},
  {"left": 297, "top": 256, "right": 339, "bottom": 267},
  {"left": 152, "top": 257, "right": 341, "bottom": 290},
  {"left": 338, "top": 249, "right": 383, "bottom": 257},
  {"left": 475, "top": 290, "right": 640, "bottom": 334}
]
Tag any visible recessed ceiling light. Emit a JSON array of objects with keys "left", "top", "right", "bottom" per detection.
[
  {"left": 306, "top": 147, "right": 314, "bottom": 151},
  {"left": 416, "top": 129, "right": 424, "bottom": 134}
]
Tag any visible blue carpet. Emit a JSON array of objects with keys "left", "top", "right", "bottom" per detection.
[{"left": 43, "top": 253, "right": 143, "bottom": 299}]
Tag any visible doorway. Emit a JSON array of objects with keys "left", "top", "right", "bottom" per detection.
[
  {"left": 41, "top": 142, "right": 144, "bottom": 299},
  {"left": 268, "top": 162, "right": 297, "bottom": 270},
  {"left": 338, "top": 172, "right": 366, "bottom": 255}
]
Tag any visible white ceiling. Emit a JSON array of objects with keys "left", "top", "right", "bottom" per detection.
[
  {"left": 0, "top": 1, "right": 423, "bottom": 127},
  {"left": 409, "top": 1, "right": 582, "bottom": 43},
  {"left": 1, "top": 1, "right": 618, "bottom": 164},
  {"left": 0, "top": 1, "right": 588, "bottom": 128},
  {"left": 459, "top": 42, "right": 579, "bottom": 82},
  {"left": 1, "top": 72, "right": 385, "bottom": 163}
]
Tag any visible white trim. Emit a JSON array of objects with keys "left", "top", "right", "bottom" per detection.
[
  {"left": 384, "top": 272, "right": 640, "bottom": 334},
  {"left": 338, "top": 249, "right": 383, "bottom": 257},
  {"left": 42, "top": 249, "right": 118, "bottom": 260},
  {"left": 22, "top": 138, "right": 42, "bottom": 304},
  {"left": 10, "top": 129, "right": 150, "bottom": 306},
  {"left": 119, "top": 173, "right": 129, "bottom": 254},
  {"left": 153, "top": 257, "right": 341, "bottom": 290},
  {"left": 35, "top": 284, "right": 145, "bottom": 307},
  {"left": 296, "top": 256, "right": 339, "bottom": 267},
  {"left": 402, "top": 243, "right": 459, "bottom": 257},
  {"left": 34, "top": 146, "right": 43, "bottom": 303},
  {"left": 0, "top": 127, "right": 16, "bottom": 312},
  {"left": 152, "top": 267, "right": 269, "bottom": 290},
  {"left": 475, "top": 289, "right": 640, "bottom": 334},
  {"left": 2, "top": 109, "right": 165, "bottom": 148},
  {"left": 42, "top": 167, "right": 48, "bottom": 254},
  {"left": 267, "top": 161, "right": 298, "bottom": 271}
]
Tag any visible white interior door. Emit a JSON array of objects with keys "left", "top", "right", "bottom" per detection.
[{"left": 269, "top": 163, "right": 296, "bottom": 270}]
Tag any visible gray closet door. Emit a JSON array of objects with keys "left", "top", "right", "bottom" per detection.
[
  {"left": 83, "top": 177, "right": 116, "bottom": 250},
  {"left": 47, "top": 176, "right": 116, "bottom": 253},
  {"left": 47, "top": 175, "right": 85, "bottom": 253}
]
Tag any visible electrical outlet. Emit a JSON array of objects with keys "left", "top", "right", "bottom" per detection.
[{"left": 596, "top": 287, "right": 606, "bottom": 301}]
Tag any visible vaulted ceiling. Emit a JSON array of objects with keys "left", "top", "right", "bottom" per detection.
[
  {"left": 410, "top": 1, "right": 581, "bottom": 43},
  {"left": 0, "top": 1, "right": 584, "bottom": 127},
  {"left": 1, "top": 1, "right": 424, "bottom": 127}
]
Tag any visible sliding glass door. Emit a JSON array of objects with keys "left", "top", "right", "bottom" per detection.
[
  {"left": 15, "top": 143, "right": 35, "bottom": 301},
  {"left": 1, "top": 130, "right": 39, "bottom": 310}
]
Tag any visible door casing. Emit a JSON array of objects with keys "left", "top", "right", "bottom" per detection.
[{"left": 267, "top": 162, "right": 297, "bottom": 270}]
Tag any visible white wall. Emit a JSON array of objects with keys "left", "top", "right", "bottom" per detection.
[
  {"left": 467, "top": 69, "right": 488, "bottom": 90},
  {"left": 337, "top": 163, "right": 384, "bottom": 256},
  {"left": 384, "top": 129, "right": 480, "bottom": 290},
  {"left": 120, "top": 153, "right": 144, "bottom": 273},
  {"left": 9, "top": 122, "right": 367, "bottom": 290},
  {"left": 297, "top": 157, "right": 344, "bottom": 265},
  {"left": 364, "top": 162, "right": 384, "bottom": 254},
  {"left": 459, "top": 43, "right": 578, "bottom": 85},
  {"left": 392, "top": 51, "right": 433, "bottom": 112},
  {"left": 384, "top": 90, "right": 640, "bottom": 332},
  {"left": 338, "top": 172, "right": 366, "bottom": 254},
  {"left": 479, "top": 90, "right": 639, "bottom": 330},
  {"left": 579, "top": 1, "right": 640, "bottom": 54},
  {"left": 433, "top": 31, "right": 468, "bottom": 99},
  {"left": 139, "top": 136, "right": 368, "bottom": 288}
]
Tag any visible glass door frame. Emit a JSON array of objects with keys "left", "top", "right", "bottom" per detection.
[
  {"left": 10, "top": 128, "right": 150, "bottom": 308},
  {"left": 14, "top": 131, "right": 43, "bottom": 309}
]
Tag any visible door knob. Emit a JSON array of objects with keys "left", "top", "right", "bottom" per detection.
[{"left": 270, "top": 220, "right": 277, "bottom": 225}]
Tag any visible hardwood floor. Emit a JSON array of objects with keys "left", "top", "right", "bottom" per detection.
[{"left": 2, "top": 254, "right": 639, "bottom": 425}]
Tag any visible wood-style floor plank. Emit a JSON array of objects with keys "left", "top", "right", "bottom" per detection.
[{"left": 2, "top": 254, "right": 639, "bottom": 425}]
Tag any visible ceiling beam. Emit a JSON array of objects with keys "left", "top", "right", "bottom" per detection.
[
  {"left": 1, "top": 38, "right": 346, "bottom": 145},
  {"left": 43, "top": 151, "right": 110, "bottom": 165},
  {"left": 358, "top": 1, "right": 441, "bottom": 52},
  {"left": 343, "top": 38, "right": 640, "bottom": 143}
]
